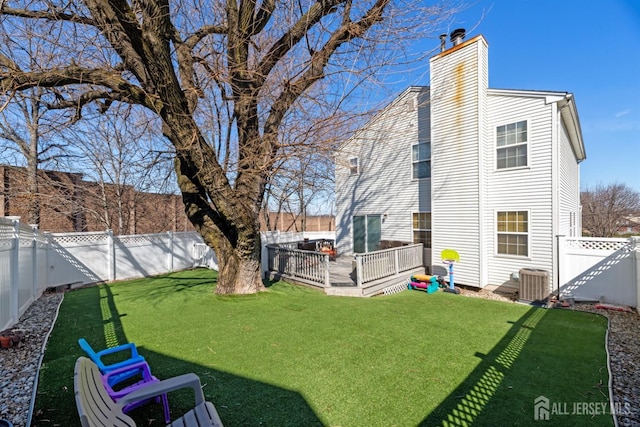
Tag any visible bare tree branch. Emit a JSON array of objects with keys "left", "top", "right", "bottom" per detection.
[{"left": 0, "top": 5, "right": 95, "bottom": 25}]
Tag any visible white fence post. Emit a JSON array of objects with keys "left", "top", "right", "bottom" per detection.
[
  {"left": 167, "top": 231, "right": 174, "bottom": 272},
  {"left": 44, "top": 232, "right": 51, "bottom": 288},
  {"left": 9, "top": 218, "right": 20, "bottom": 325},
  {"left": 633, "top": 237, "right": 640, "bottom": 313},
  {"left": 107, "top": 229, "right": 115, "bottom": 281},
  {"left": 556, "top": 235, "right": 566, "bottom": 297},
  {"left": 32, "top": 225, "right": 38, "bottom": 300}
]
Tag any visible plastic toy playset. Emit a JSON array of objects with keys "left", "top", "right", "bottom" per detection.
[{"left": 408, "top": 248, "right": 461, "bottom": 295}]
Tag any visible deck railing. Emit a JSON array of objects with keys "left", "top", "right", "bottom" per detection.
[
  {"left": 266, "top": 245, "right": 330, "bottom": 287},
  {"left": 266, "top": 243, "right": 424, "bottom": 289},
  {"left": 355, "top": 243, "right": 423, "bottom": 287}
]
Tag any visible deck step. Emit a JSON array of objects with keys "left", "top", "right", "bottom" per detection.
[
  {"left": 325, "top": 287, "right": 363, "bottom": 297},
  {"left": 331, "top": 282, "right": 356, "bottom": 287}
]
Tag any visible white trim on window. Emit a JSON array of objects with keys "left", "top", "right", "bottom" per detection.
[
  {"left": 495, "top": 119, "right": 529, "bottom": 170},
  {"left": 495, "top": 210, "right": 530, "bottom": 258},
  {"left": 412, "top": 212, "right": 432, "bottom": 249},
  {"left": 349, "top": 157, "right": 359, "bottom": 175},
  {"left": 412, "top": 142, "right": 431, "bottom": 179}
]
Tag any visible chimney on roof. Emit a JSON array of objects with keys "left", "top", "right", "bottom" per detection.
[
  {"left": 439, "top": 34, "right": 447, "bottom": 52},
  {"left": 450, "top": 28, "right": 466, "bottom": 46}
]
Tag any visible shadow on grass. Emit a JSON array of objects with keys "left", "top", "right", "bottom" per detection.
[
  {"left": 419, "top": 306, "right": 612, "bottom": 427},
  {"left": 128, "top": 348, "right": 323, "bottom": 427},
  {"left": 32, "top": 281, "right": 323, "bottom": 427},
  {"left": 113, "top": 269, "right": 220, "bottom": 305},
  {"left": 32, "top": 272, "right": 611, "bottom": 427}
]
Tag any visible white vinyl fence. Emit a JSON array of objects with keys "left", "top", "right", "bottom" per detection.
[
  {"left": 559, "top": 236, "right": 639, "bottom": 308},
  {"left": 0, "top": 217, "right": 217, "bottom": 331},
  {"left": 0, "top": 217, "right": 48, "bottom": 334}
]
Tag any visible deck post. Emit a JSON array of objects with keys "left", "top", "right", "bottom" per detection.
[
  {"left": 324, "top": 255, "right": 330, "bottom": 287},
  {"left": 394, "top": 248, "right": 400, "bottom": 275},
  {"left": 356, "top": 255, "right": 363, "bottom": 288}
]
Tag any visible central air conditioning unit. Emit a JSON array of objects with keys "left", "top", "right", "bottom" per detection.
[{"left": 519, "top": 268, "right": 550, "bottom": 303}]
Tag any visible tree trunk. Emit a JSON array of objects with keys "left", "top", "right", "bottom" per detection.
[
  {"left": 27, "top": 98, "right": 40, "bottom": 226},
  {"left": 175, "top": 156, "right": 266, "bottom": 294},
  {"left": 200, "top": 224, "right": 265, "bottom": 295},
  {"left": 215, "top": 241, "right": 264, "bottom": 295},
  {"left": 26, "top": 153, "right": 39, "bottom": 225}
]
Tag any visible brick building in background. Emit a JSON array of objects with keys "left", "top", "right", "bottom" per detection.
[
  {"left": 1, "top": 165, "right": 335, "bottom": 234},
  {"left": 260, "top": 211, "right": 335, "bottom": 232},
  {"left": 0, "top": 165, "right": 191, "bottom": 234}
]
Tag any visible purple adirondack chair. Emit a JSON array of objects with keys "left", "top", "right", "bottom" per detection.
[{"left": 101, "top": 361, "right": 171, "bottom": 424}]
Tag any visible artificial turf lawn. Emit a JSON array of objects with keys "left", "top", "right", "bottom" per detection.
[{"left": 32, "top": 268, "right": 612, "bottom": 426}]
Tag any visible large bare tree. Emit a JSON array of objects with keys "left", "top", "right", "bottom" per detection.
[
  {"left": 0, "top": 0, "right": 456, "bottom": 294},
  {"left": 581, "top": 183, "right": 640, "bottom": 237}
]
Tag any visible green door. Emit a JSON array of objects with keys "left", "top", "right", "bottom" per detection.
[
  {"left": 367, "top": 215, "right": 381, "bottom": 252},
  {"left": 353, "top": 216, "right": 366, "bottom": 253},
  {"left": 353, "top": 215, "right": 381, "bottom": 253}
]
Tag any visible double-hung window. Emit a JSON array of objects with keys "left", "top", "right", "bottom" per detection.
[
  {"left": 412, "top": 142, "right": 430, "bottom": 179},
  {"left": 497, "top": 211, "right": 529, "bottom": 257},
  {"left": 349, "top": 157, "right": 359, "bottom": 175},
  {"left": 496, "top": 120, "right": 527, "bottom": 169},
  {"left": 412, "top": 212, "right": 431, "bottom": 248}
]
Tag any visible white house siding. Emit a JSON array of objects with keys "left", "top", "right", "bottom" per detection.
[
  {"left": 335, "top": 32, "right": 585, "bottom": 292},
  {"left": 335, "top": 88, "right": 431, "bottom": 257},
  {"left": 430, "top": 36, "right": 487, "bottom": 285},
  {"left": 485, "top": 94, "right": 555, "bottom": 287},
  {"left": 479, "top": 40, "right": 490, "bottom": 287},
  {"left": 558, "top": 119, "right": 581, "bottom": 238}
]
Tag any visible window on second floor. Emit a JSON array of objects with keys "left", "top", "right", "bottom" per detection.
[
  {"left": 349, "top": 157, "right": 359, "bottom": 175},
  {"left": 496, "top": 120, "right": 527, "bottom": 169},
  {"left": 412, "top": 142, "right": 430, "bottom": 179}
]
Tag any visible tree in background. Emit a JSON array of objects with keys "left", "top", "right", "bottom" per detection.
[
  {"left": 581, "top": 183, "right": 640, "bottom": 237},
  {"left": 0, "top": 88, "right": 71, "bottom": 225},
  {"left": 263, "top": 116, "right": 337, "bottom": 232},
  {"left": 64, "top": 104, "right": 174, "bottom": 234},
  {"left": 1, "top": 0, "right": 459, "bottom": 294}
]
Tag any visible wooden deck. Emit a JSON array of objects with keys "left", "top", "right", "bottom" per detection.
[
  {"left": 265, "top": 244, "right": 425, "bottom": 297},
  {"left": 325, "top": 256, "right": 424, "bottom": 297},
  {"left": 266, "top": 256, "right": 424, "bottom": 297}
]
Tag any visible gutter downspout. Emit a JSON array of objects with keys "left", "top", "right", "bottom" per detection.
[{"left": 550, "top": 101, "right": 560, "bottom": 295}]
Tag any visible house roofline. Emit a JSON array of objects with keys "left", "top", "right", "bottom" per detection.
[
  {"left": 337, "top": 86, "right": 429, "bottom": 151},
  {"left": 488, "top": 88, "right": 570, "bottom": 98},
  {"left": 558, "top": 94, "right": 586, "bottom": 162},
  {"left": 488, "top": 89, "right": 586, "bottom": 162}
]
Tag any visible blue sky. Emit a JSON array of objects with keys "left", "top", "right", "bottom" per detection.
[{"left": 408, "top": 0, "right": 640, "bottom": 191}]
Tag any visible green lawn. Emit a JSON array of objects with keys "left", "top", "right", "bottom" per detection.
[{"left": 32, "top": 269, "right": 612, "bottom": 426}]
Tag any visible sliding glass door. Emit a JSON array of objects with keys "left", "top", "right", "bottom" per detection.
[{"left": 353, "top": 215, "right": 381, "bottom": 253}]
